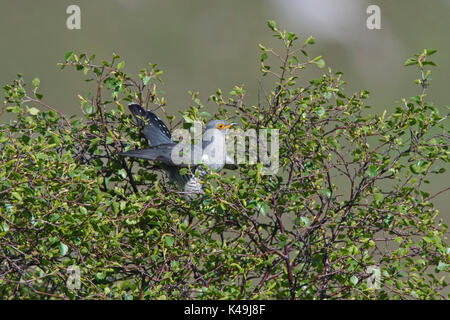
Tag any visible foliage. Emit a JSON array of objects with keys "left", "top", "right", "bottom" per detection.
[{"left": 0, "top": 22, "right": 449, "bottom": 299}]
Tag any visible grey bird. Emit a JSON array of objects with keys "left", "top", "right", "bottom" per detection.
[{"left": 120, "top": 103, "right": 236, "bottom": 199}]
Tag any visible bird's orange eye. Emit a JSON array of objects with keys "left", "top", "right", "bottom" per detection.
[{"left": 217, "top": 123, "right": 224, "bottom": 130}]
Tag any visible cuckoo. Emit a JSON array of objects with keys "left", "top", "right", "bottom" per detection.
[{"left": 120, "top": 103, "right": 236, "bottom": 198}]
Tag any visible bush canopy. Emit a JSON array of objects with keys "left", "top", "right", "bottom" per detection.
[{"left": 0, "top": 21, "right": 448, "bottom": 299}]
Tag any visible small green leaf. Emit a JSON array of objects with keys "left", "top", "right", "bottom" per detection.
[
  {"left": 424, "top": 49, "right": 437, "bottom": 56},
  {"left": 1, "top": 221, "right": 9, "bottom": 232},
  {"left": 143, "top": 76, "right": 152, "bottom": 85},
  {"left": 65, "top": 51, "right": 74, "bottom": 61},
  {"left": 404, "top": 58, "right": 418, "bottom": 66},
  {"left": 183, "top": 115, "right": 194, "bottom": 123},
  {"left": 258, "top": 44, "right": 267, "bottom": 51},
  {"left": 267, "top": 20, "right": 277, "bottom": 32},
  {"left": 256, "top": 202, "right": 266, "bottom": 216},
  {"left": 437, "top": 261, "right": 448, "bottom": 271},
  {"left": 395, "top": 280, "right": 404, "bottom": 290},
  {"left": 95, "top": 272, "right": 106, "bottom": 280},
  {"left": 199, "top": 111, "right": 211, "bottom": 118},
  {"left": 260, "top": 52, "right": 268, "bottom": 62},
  {"left": 373, "top": 193, "right": 383, "bottom": 202},
  {"left": 165, "top": 236, "right": 175, "bottom": 247},
  {"left": 117, "top": 61, "right": 125, "bottom": 69},
  {"left": 300, "top": 217, "right": 310, "bottom": 227},
  {"left": 410, "top": 164, "right": 420, "bottom": 174},
  {"left": 315, "top": 106, "right": 325, "bottom": 116},
  {"left": 11, "top": 192, "right": 22, "bottom": 201},
  {"left": 28, "top": 107, "right": 40, "bottom": 115},
  {"left": 315, "top": 58, "right": 325, "bottom": 68},
  {"left": 85, "top": 104, "right": 93, "bottom": 114},
  {"left": 32, "top": 78, "right": 40, "bottom": 87},
  {"left": 383, "top": 214, "right": 394, "bottom": 227},
  {"left": 118, "top": 169, "right": 127, "bottom": 179},
  {"left": 304, "top": 36, "right": 315, "bottom": 45},
  {"left": 59, "top": 242, "right": 69, "bottom": 256},
  {"left": 368, "top": 165, "right": 378, "bottom": 177}
]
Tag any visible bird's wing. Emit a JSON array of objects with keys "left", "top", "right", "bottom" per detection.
[{"left": 128, "top": 103, "right": 173, "bottom": 146}]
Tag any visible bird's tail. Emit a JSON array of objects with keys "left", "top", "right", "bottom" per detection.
[
  {"left": 120, "top": 148, "right": 165, "bottom": 161},
  {"left": 120, "top": 143, "right": 181, "bottom": 167}
]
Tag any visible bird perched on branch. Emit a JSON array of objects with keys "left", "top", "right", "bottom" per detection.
[{"left": 120, "top": 103, "right": 236, "bottom": 199}]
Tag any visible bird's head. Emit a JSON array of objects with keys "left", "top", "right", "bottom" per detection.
[{"left": 204, "top": 120, "right": 235, "bottom": 132}]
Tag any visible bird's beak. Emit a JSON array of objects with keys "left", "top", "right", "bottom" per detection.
[{"left": 225, "top": 123, "right": 236, "bottom": 129}]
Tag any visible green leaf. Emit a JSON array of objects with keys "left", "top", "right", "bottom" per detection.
[
  {"left": 59, "top": 242, "right": 69, "bottom": 256},
  {"left": 315, "top": 106, "right": 325, "bottom": 116},
  {"left": 422, "top": 61, "right": 436, "bottom": 66},
  {"left": 424, "top": 49, "right": 437, "bottom": 56},
  {"left": 143, "top": 76, "right": 152, "bottom": 85},
  {"left": 65, "top": 51, "right": 74, "bottom": 61},
  {"left": 304, "top": 36, "right": 315, "bottom": 45},
  {"left": 165, "top": 236, "right": 175, "bottom": 247},
  {"left": 373, "top": 193, "right": 383, "bottom": 202},
  {"left": 199, "top": 111, "right": 212, "bottom": 118},
  {"left": 1, "top": 221, "right": 9, "bottom": 232},
  {"left": 410, "top": 161, "right": 429, "bottom": 174},
  {"left": 350, "top": 275, "right": 359, "bottom": 285},
  {"left": 256, "top": 202, "right": 266, "bottom": 216},
  {"left": 95, "top": 272, "right": 106, "bottom": 280},
  {"left": 11, "top": 192, "right": 22, "bottom": 201},
  {"left": 260, "top": 52, "right": 268, "bottom": 62},
  {"left": 368, "top": 165, "right": 378, "bottom": 177},
  {"left": 315, "top": 58, "right": 325, "bottom": 68},
  {"left": 395, "top": 280, "right": 404, "bottom": 290},
  {"left": 300, "top": 217, "right": 310, "bottom": 227},
  {"left": 437, "top": 261, "right": 448, "bottom": 271},
  {"left": 118, "top": 169, "right": 127, "bottom": 179},
  {"left": 404, "top": 58, "right": 418, "bottom": 66},
  {"left": 183, "top": 115, "right": 194, "bottom": 123},
  {"left": 383, "top": 214, "right": 394, "bottom": 227},
  {"left": 28, "top": 107, "right": 40, "bottom": 115},
  {"left": 267, "top": 20, "right": 277, "bottom": 31},
  {"left": 85, "top": 104, "right": 93, "bottom": 114},
  {"left": 117, "top": 61, "right": 125, "bottom": 69},
  {"left": 410, "top": 164, "right": 420, "bottom": 174},
  {"left": 32, "top": 77, "right": 40, "bottom": 87},
  {"left": 179, "top": 168, "right": 189, "bottom": 175},
  {"left": 258, "top": 43, "right": 267, "bottom": 51}
]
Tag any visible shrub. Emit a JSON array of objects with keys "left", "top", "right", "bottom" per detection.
[{"left": 0, "top": 21, "right": 448, "bottom": 299}]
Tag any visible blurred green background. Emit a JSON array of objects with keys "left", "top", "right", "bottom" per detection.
[{"left": 0, "top": 0, "right": 448, "bottom": 223}]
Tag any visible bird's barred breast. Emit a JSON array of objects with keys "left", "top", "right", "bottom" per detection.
[{"left": 184, "top": 176, "right": 203, "bottom": 194}]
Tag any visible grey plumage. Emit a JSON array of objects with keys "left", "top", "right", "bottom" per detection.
[{"left": 120, "top": 104, "right": 235, "bottom": 198}]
